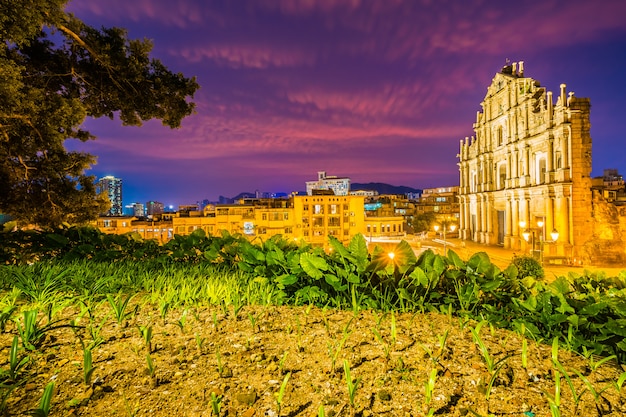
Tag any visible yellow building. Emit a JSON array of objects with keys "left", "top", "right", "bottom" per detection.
[{"left": 97, "top": 194, "right": 404, "bottom": 248}]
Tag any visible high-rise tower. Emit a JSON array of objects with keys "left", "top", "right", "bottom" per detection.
[{"left": 97, "top": 176, "right": 123, "bottom": 216}]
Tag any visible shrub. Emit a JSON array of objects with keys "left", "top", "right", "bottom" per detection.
[{"left": 510, "top": 255, "right": 544, "bottom": 279}]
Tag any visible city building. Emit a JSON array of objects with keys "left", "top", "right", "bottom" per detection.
[
  {"left": 306, "top": 171, "right": 350, "bottom": 196},
  {"left": 125, "top": 202, "right": 145, "bottom": 217},
  {"left": 458, "top": 61, "right": 594, "bottom": 263},
  {"left": 592, "top": 169, "right": 626, "bottom": 204},
  {"left": 146, "top": 201, "right": 164, "bottom": 216},
  {"left": 416, "top": 187, "right": 460, "bottom": 219},
  {"left": 97, "top": 194, "right": 405, "bottom": 248},
  {"left": 96, "top": 176, "right": 123, "bottom": 216}
]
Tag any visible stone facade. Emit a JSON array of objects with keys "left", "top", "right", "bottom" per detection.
[{"left": 458, "top": 62, "right": 594, "bottom": 263}]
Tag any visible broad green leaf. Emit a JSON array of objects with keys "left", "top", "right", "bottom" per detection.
[
  {"left": 409, "top": 267, "right": 428, "bottom": 287},
  {"left": 275, "top": 274, "right": 298, "bottom": 288},
  {"left": 467, "top": 252, "right": 491, "bottom": 274},
  {"left": 299, "top": 252, "right": 329, "bottom": 280},
  {"left": 447, "top": 250, "right": 465, "bottom": 268}
]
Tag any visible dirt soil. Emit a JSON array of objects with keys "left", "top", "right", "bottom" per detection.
[{"left": 3, "top": 302, "right": 626, "bottom": 417}]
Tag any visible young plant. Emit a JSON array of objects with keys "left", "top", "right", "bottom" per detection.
[
  {"left": 138, "top": 325, "right": 153, "bottom": 353},
  {"left": 195, "top": 333, "right": 206, "bottom": 352},
  {"left": 29, "top": 382, "right": 54, "bottom": 417},
  {"left": 278, "top": 351, "right": 289, "bottom": 376},
  {"left": 543, "top": 370, "right": 561, "bottom": 417},
  {"left": 209, "top": 391, "right": 222, "bottom": 416},
  {"left": 423, "top": 368, "right": 438, "bottom": 417},
  {"left": 343, "top": 360, "right": 361, "bottom": 408},
  {"left": 106, "top": 293, "right": 135, "bottom": 326},
  {"left": 83, "top": 347, "right": 96, "bottom": 386},
  {"left": 7, "top": 335, "right": 29, "bottom": 382},
  {"left": 175, "top": 310, "right": 188, "bottom": 334},
  {"left": 145, "top": 354, "right": 156, "bottom": 379},
  {"left": 275, "top": 371, "right": 291, "bottom": 416},
  {"left": 248, "top": 312, "right": 258, "bottom": 333}
]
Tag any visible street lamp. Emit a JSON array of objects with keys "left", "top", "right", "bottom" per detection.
[{"left": 434, "top": 223, "right": 456, "bottom": 255}]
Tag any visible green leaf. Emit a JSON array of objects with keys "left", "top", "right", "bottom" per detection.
[
  {"left": 447, "top": 250, "right": 465, "bottom": 268},
  {"left": 467, "top": 252, "right": 491, "bottom": 274},
  {"left": 409, "top": 267, "right": 429, "bottom": 287},
  {"left": 299, "top": 252, "right": 329, "bottom": 280}
]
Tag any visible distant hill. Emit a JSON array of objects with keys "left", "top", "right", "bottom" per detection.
[
  {"left": 218, "top": 183, "right": 421, "bottom": 204},
  {"left": 351, "top": 182, "right": 422, "bottom": 195}
]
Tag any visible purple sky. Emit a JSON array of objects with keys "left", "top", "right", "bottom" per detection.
[{"left": 65, "top": 0, "right": 626, "bottom": 207}]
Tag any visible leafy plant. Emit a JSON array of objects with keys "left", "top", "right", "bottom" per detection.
[
  {"left": 343, "top": 360, "right": 361, "bottom": 408},
  {"left": 510, "top": 255, "right": 544, "bottom": 279},
  {"left": 106, "top": 293, "right": 135, "bottom": 326},
  {"left": 275, "top": 371, "right": 291, "bottom": 416},
  {"left": 6, "top": 335, "right": 29, "bottom": 382},
  {"left": 209, "top": 391, "right": 222, "bottom": 416},
  {"left": 29, "top": 382, "right": 55, "bottom": 417},
  {"left": 83, "top": 348, "right": 96, "bottom": 386},
  {"left": 138, "top": 325, "right": 154, "bottom": 353},
  {"left": 423, "top": 368, "right": 437, "bottom": 417}
]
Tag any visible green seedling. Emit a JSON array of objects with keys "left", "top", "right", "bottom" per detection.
[
  {"left": 572, "top": 368, "right": 613, "bottom": 406},
  {"left": 17, "top": 310, "right": 68, "bottom": 351},
  {"left": 145, "top": 353, "right": 156, "bottom": 378},
  {"left": 343, "top": 360, "right": 361, "bottom": 408},
  {"left": 209, "top": 391, "right": 222, "bottom": 416},
  {"left": 390, "top": 312, "right": 397, "bottom": 347},
  {"left": 543, "top": 370, "right": 561, "bottom": 417},
  {"left": 424, "top": 368, "right": 437, "bottom": 417},
  {"left": 212, "top": 311, "right": 219, "bottom": 331},
  {"left": 29, "top": 382, "right": 54, "bottom": 417},
  {"left": 83, "top": 347, "right": 96, "bottom": 386},
  {"left": 8, "top": 335, "right": 29, "bottom": 382},
  {"left": 371, "top": 328, "right": 391, "bottom": 360},
  {"left": 195, "top": 333, "right": 206, "bottom": 352},
  {"left": 521, "top": 338, "right": 528, "bottom": 369},
  {"left": 275, "top": 371, "right": 291, "bottom": 416},
  {"left": 470, "top": 322, "right": 510, "bottom": 374},
  {"left": 318, "top": 404, "right": 325, "bottom": 417},
  {"left": 138, "top": 325, "right": 153, "bottom": 352},
  {"left": 551, "top": 338, "right": 585, "bottom": 409},
  {"left": 176, "top": 310, "right": 187, "bottom": 334},
  {"left": 159, "top": 300, "right": 170, "bottom": 323},
  {"left": 106, "top": 293, "right": 135, "bottom": 325},
  {"left": 614, "top": 371, "right": 626, "bottom": 394},
  {"left": 248, "top": 312, "right": 258, "bottom": 333},
  {"left": 278, "top": 351, "right": 289, "bottom": 375}
]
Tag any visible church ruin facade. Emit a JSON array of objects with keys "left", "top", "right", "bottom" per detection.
[{"left": 457, "top": 61, "right": 594, "bottom": 263}]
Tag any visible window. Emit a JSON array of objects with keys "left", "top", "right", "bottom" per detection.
[
  {"left": 314, "top": 204, "right": 324, "bottom": 214},
  {"left": 313, "top": 217, "right": 324, "bottom": 227},
  {"left": 328, "top": 217, "right": 340, "bottom": 227},
  {"left": 262, "top": 213, "right": 267, "bottom": 220},
  {"left": 302, "top": 216, "right": 309, "bottom": 224},
  {"left": 284, "top": 227, "right": 292, "bottom": 234},
  {"left": 272, "top": 212, "right": 280, "bottom": 221},
  {"left": 330, "top": 204, "right": 338, "bottom": 214},
  {"left": 283, "top": 213, "right": 289, "bottom": 220}
]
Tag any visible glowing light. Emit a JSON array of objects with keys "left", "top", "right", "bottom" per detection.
[{"left": 388, "top": 252, "right": 395, "bottom": 260}]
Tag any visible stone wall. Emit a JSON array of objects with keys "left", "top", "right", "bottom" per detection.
[{"left": 587, "top": 190, "right": 626, "bottom": 266}]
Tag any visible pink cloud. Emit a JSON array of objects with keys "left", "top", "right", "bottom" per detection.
[{"left": 174, "top": 43, "right": 316, "bottom": 68}]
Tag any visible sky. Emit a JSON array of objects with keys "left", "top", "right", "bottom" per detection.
[{"left": 65, "top": 0, "right": 626, "bottom": 207}]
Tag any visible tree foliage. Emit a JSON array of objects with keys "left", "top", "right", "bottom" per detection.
[{"left": 0, "top": 0, "right": 199, "bottom": 227}]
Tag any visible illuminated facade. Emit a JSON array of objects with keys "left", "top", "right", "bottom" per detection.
[
  {"left": 458, "top": 62, "right": 593, "bottom": 262},
  {"left": 97, "top": 194, "right": 405, "bottom": 248},
  {"left": 97, "top": 176, "right": 123, "bottom": 216},
  {"left": 306, "top": 171, "right": 350, "bottom": 196}
]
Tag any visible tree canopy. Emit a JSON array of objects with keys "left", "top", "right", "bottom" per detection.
[{"left": 0, "top": 0, "right": 199, "bottom": 228}]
